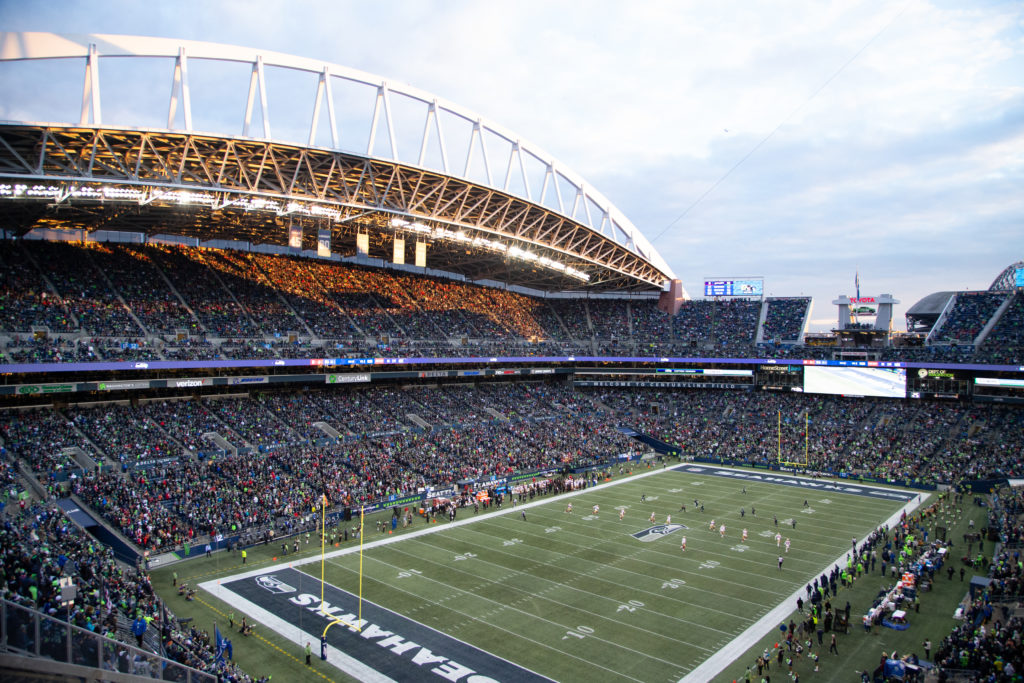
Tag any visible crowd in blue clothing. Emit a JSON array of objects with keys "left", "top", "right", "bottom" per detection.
[
  {"left": 762, "top": 297, "right": 810, "bottom": 342},
  {"left": 936, "top": 292, "right": 1006, "bottom": 344},
  {"left": 3, "top": 239, "right": 1022, "bottom": 366},
  {"left": 930, "top": 487, "right": 1024, "bottom": 679},
  {"left": 1, "top": 501, "right": 267, "bottom": 681},
  {"left": 3, "top": 383, "right": 1022, "bottom": 561}
]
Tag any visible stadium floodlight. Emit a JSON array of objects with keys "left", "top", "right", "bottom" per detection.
[
  {"left": 105, "top": 187, "right": 141, "bottom": 198},
  {"left": 381, "top": 218, "right": 588, "bottom": 279},
  {"left": 27, "top": 185, "right": 61, "bottom": 198},
  {"left": 309, "top": 204, "right": 341, "bottom": 220}
]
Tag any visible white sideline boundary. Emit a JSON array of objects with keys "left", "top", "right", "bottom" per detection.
[
  {"left": 197, "top": 467, "right": 665, "bottom": 682},
  {"left": 196, "top": 461, "right": 926, "bottom": 682},
  {"left": 197, "top": 578, "right": 396, "bottom": 683},
  {"left": 679, "top": 487, "right": 928, "bottom": 683},
  {"left": 197, "top": 463, "right": 670, "bottom": 583}
]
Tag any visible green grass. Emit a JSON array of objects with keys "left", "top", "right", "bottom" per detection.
[
  {"left": 717, "top": 496, "right": 990, "bottom": 683},
  {"left": 156, "top": 464, "right": 951, "bottom": 683}
]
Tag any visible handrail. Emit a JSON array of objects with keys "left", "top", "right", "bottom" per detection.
[{"left": 1, "top": 597, "right": 216, "bottom": 682}]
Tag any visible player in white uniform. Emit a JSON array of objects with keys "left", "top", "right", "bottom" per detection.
[
  {"left": 666, "top": 514, "right": 671, "bottom": 525},
  {"left": 649, "top": 511, "right": 656, "bottom": 524},
  {"left": 742, "top": 528, "right": 748, "bottom": 542},
  {"left": 565, "top": 502, "right": 573, "bottom": 514},
  {"left": 775, "top": 532, "right": 783, "bottom": 547},
  {"left": 785, "top": 538, "right": 791, "bottom": 553},
  {"left": 619, "top": 508, "right": 625, "bottom": 521},
  {"left": 680, "top": 536, "right": 687, "bottom": 551},
  {"left": 709, "top": 519, "right": 716, "bottom": 532},
  {"left": 592, "top": 504, "right": 599, "bottom": 516},
  {"left": 719, "top": 524, "right": 726, "bottom": 538}
]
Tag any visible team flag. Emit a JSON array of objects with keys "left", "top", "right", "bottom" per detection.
[{"left": 215, "top": 623, "right": 228, "bottom": 662}]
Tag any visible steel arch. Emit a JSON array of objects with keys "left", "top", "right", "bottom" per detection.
[{"left": 0, "top": 32, "right": 678, "bottom": 291}]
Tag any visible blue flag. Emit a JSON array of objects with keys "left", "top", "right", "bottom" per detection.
[{"left": 215, "top": 623, "right": 226, "bottom": 662}]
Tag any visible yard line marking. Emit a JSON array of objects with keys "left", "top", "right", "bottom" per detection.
[
  {"left": 315, "top": 560, "right": 691, "bottom": 681},
  {"left": 438, "top": 522, "right": 765, "bottom": 616},
  {"left": 380, "top": 536, "right": 741, "bottom": 638},
  {"left": 470, "top": 513, "right": 805, "bottom": 596},
  {"left": 678, "top": 492, "right": 926, "bottom": 683},
  {"left": 360, "top": 540, "right": 733, "bottom": 642}
]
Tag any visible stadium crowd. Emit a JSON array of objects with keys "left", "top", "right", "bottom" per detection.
[
  {"left": 976, "top": 294, "right": 1024, "bottom": 365},
  {"left": 761, "top": 297, "right": 810, "bottom": 342},
  {"left": 3, "top": 239, "right": 1023, "bottom": 368},
  {"left": 1, "top": 500, "right": 268, "bottom": 681},
  {"left": 2, "top": 382, "right": 1022, "bottom": 562},
  {"left": 930, "top": 485, "right": 1023, "bottom": 680},
  {"left": 933, "top": 292, "right": 1008, "bottom": 345},
  {"left": 2, "top": 237, "right": 1024, "bottom": 681}
]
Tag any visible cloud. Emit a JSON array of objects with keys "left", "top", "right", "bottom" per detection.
[{"left": 1, "top": 0, "right": 1021, "bottom": 332}]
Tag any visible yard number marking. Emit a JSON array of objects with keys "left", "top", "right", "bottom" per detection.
[
  {"left": 562, "top": 625, "right": 595, "bottom": 641},
  {"left": 617, "top": 600, "right": 645, "bottom": 612}
]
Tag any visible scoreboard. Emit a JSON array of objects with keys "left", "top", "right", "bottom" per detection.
[{"left": 704, "top": 278, "right": 764, "bottom": 297}]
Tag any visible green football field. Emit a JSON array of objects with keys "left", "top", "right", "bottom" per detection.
[{"left": 200, "top": 464, "right": 920, "bottom": 683}]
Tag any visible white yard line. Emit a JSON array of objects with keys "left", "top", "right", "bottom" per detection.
[
  {"left": 199, "top": 462, "right": 925, "bottom": 682},
  {"left": 375, "top": 536, "right": 735, "bottom": 640},
  {"left": 679, "top": 491, "right": 928, "bottom": 683},
  {"left": 198, "top": 579, "right": 397, "bottom": 683}
]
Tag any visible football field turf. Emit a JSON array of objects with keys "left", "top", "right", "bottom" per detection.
[{"left": 201, "top": 464, "right": 921, "bottom": 682}]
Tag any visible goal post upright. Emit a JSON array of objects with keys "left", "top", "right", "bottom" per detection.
[
  {"left": 319, "top": 499, "right": 366, "bottom": 636},
  {"left": 805, "top": 412, "right": 809, "bottom": 465},
  {"left": 778, "top": 410, "right": 810, "bottom": 469},
  {"left": 777, "top": 410, "right": 781, "bottom": 463},
  {"left": 358, "top": 505, "right": 365, "bottom": 628}
]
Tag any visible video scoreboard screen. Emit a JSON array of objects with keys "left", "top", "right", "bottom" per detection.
[
  {"left": 704, "top": 278, "right": 764, "bottom": 297},
  {"left": 804, "top": 366, "right": 906, "bottom": 398}
]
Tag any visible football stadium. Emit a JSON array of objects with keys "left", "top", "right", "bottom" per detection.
[{"left": 0, "top": 30, "right": 1022, "bottom": 683}]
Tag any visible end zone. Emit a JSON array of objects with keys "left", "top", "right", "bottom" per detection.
[{"left": 200, "top": 566, "right": 553, "bottom": 683}]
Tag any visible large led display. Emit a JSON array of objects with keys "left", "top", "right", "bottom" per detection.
[{"left": 803, "top": 365, "right": 906, "bottom": 398}]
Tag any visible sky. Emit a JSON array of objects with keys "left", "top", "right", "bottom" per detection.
[{"left": 1, "top": 0, "right": 1022, "bottom": 332}]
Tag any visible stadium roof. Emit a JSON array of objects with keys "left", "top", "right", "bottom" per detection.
[
  {"left": 905, "top": 291, "right": 954, "bottom": 318},
  {"left": 990, "top": 261, "right": 1023, "bottom": 291},
  {"left": 0, "top": 32, "right": 681, "bottom": 295}
]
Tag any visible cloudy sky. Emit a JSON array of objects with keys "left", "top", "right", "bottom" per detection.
[{"left": 1, "top": 0, "right": 1022, "bottom": 331}]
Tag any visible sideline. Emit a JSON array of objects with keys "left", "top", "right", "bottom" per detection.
[
  {"left": 202, "top": 464, "right": 671, "bottom": 582},
  {"left": 198, "top": 577, "right": 395, "bottom": 683},
  {"left": 198, "top": 462, "right": 924, "bottom": 681},
  {"left": 679, "top": 489, "right": 928, "bottom": 683},
  {"left": 198, "top": 467, "right": 666, "bottom": 681}
]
